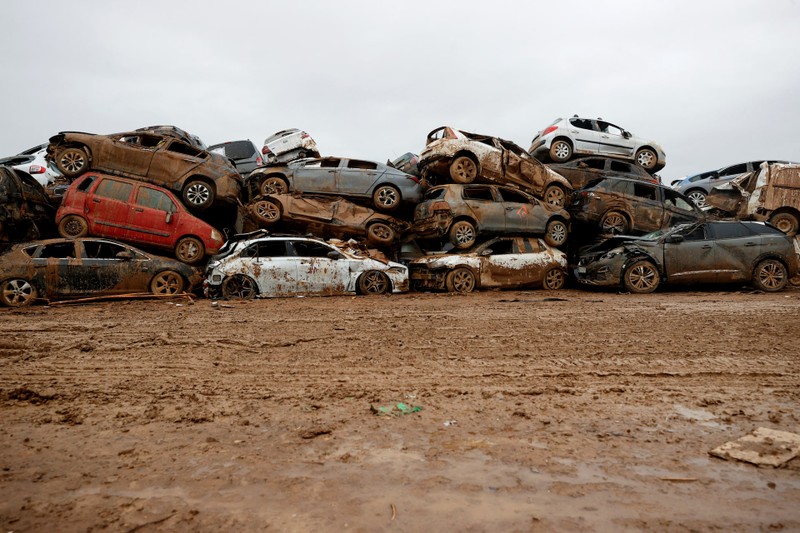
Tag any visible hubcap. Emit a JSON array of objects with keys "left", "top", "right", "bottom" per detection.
[
  {"left": 454, "top": 224, "right": 474, "bottom": 245},
  {"left": 263, "top": 179, "right": 286, "bottom": 194},
  {"left": 602, "top": 214, "right": 626, "bottom": 234},
  {"left": 3, "top": 279, "right": 33, "bottom": 305},
  {"left": 363, "top": 272, "right": 387, "bottom": 293},
  {"left": 452, "top": 270, "right": 474, "bottom": 292},
  {"left": 629, "top": 265, "right": 656, "bottom": 290},
  {"left": 376, "top": 188, "right": 398, "bottom": 208},
  {"left": 186, "top": 184, "right": 210, "bottom": 206},
  {"left": 688, "top": 191, "right": 706, "bottom": 207},
  {"left": 759, "top": 262, "right": 784, "bottom": 289},
  {"left": 454, "top": 159, "right": 476, "bottom": 180},
  {"left": 179, "top": 241, "right": 200, "bottom": 261},
  {"left": 545, "top": 269, "right": 564, "bottom": 289},
  {"left": 64, "top": 218, "right": 85, "bottom": 236},
  {"left": 370, "top": 225, "right": 392, "bottom": 241},
  {"left": 549, "top": 223, "right": 567, "bottom": 245},
  {"left": 61, "top": 151, "right": 85, "bottom": 172},
  {"left": 154, "top": 274, "right": 180, "bottom": 294},
  {"left": 257, "top": 202, "right": 279, "bottom": 221},
  {"left": 554, "top": 143, "right": 570, "bottom": 159},
  {"left": 546, "top": 187, "right": 565, "bottom": 206},
  {"left": 637, "top": 151, "right": 655, "bottom": 167}
]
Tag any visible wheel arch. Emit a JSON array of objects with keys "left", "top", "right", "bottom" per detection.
[
  {"left": 355, "top": 269, "right": 393, "bottom": 294},
  {"left": 452, "top": 150, "right": 481, "bottom": 172},
  {"left": 620, "top": 253, "right": 662, "bottom": 284}
]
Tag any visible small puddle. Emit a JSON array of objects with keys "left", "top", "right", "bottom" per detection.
[{"left": 674, "top": 404, "right": 723, "bottom": 428}]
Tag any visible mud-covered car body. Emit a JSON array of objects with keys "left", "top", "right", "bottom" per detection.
[
  {"left": 574, "top": 221, "right": 798, "bottom": 292},
  {"left": 706, "top": 163, "right": 800, "bottom": 236},
  {"left": 388, "top": 152, "right": 420, "bottom": 177},
  {"left": 134, "top": 125, "right": 206, "bottom": 150},
  {"left": 409, "top": 236, "right": 567, "bottom": 293},
  {"left": 243, "top": 193, "right": 409, "bottom": 246},
  {"left": 570, "top": 177, "right": 702, "bottom": 235},
  {"left": 261, "top": 129, "right": 319, "bottom": 164},
  {"left": 0, "top": 237, "right": 201, "bottom": 306},
  {"left": 0, "top": 144, "right": 63, "bottom": 187},
  {"left": 671, "top": 160, "right": 792, "bottom": 207},
  {"left": 0, "top": 166, "right": 56, "bottom": 243},
  {"left": 207, "top": 140, "right": 264, "bottom": 177},
  {"left": 419, "top": 126, "right": 572, "bottom": 206},
  {"left": 413, "top": 184, "right": 570, "bottom": 249},
  {"left": 205, "top": 235, "right": 408, "bottom": 298},
  {"left": 529, "top": 116, "right": 666, "bottom": 173},
  {"left": 46, "top": 130, "right": 242, "bottom": 211},
  {"left": 547, "top": 156, "right": 658, "bottom": 190}
]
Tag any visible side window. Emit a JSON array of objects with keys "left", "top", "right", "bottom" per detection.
[
  {"left": 319, "top": 159, "right": 341, "bottom": 168},
  {"left": 77, "top": 175, "right": 97, "bottom": 192},
  {"left": 290, "top": 240, "right": 334, "bottom": 258},
  {"left": 719, "top": 163, "right": 747, "bottom": 176},
  {"left": 37, "top": 242, "right": 76, "bottom": 259},
  {"left": 609, "top": 161, "right": 632, "bottom": 173},
  {"left": 582, "top": 159, "right": 604, "bottom": 170},
  {"left": 663, "top": 190, "right": 695, "bottom": 211},
  {"left": 607, "top": 180, "right": 633, "bottom": 195},
  {"left": 497, "top": 188, "right": 531, "bottom": 203},
  {"left": 569, "top": 118, "right": 593, "bottom": 130},
  {"left": 680, "top": 225, "right": 707, "bottom": 241},
  {"left": 423, "top": 188, "right": 446, "bottom": 201},
  {"left": 167, "top": 141, "right": 204, "bottom": 158},
  {"left": 632, "top": 183, "right": 657, "bottom": 200},
  {"left": 94, "top": 179, "right": 134, "bottom": 202},
  {"left": 711, "top": 222, "right": 755, "bottom": 240},
  {"left": 83, "top": 241, "right": 128, "bottom": 259},
  {"left": 302, "top": 160, "right": 322, "bottom": 169},
  {"left": 487, "top": 240, "right": 514, "bottom": 255},
  {"left": 242, "top": 241, "right": 288, "bottom": 258},
  {"left": 515, "top": 238, "right": 542, "bottom": 253},
  {"left": 462, "top": 186, "right": 494, "bottom": 201},
  {"left": 136, "top": 187, "right": 176, "bottom": 212},
  {"left": 604, "top": 124, "right": 624, "bottom": 136},
  {"left": 346, "top": 160, "right": 377, "bottom": 170}
]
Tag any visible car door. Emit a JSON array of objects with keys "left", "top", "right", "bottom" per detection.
[
  {"left": 291, "top": 158, "right": 341, "bottom": 194},
  {"left": 94, "top": 134, "right": 158, "bottom": 177},
  {"left": 84, "top": 177, "right": 136, "bottom": 241},
  {"left": 662, "top": 223, "right": 718, "bottom": 284},
  {"left": 239, "top": 240, "right": 298, "bottom": 296},
  {"left": 31, "top": 241, "right": 81, "bottom": 297},
  {"left": 288, "top": 239, "right": 350, "bottom": 294},
  {"left": 147, "top": 140, "right": 208, "bottom": 187},
  {"left": 496, "top": 187, "right": 545, "bottom": 233},
  {"left": 568, "top": 118, "right": 600, "bottom": 154},
  {"left": 481, "top": 237, "right": 550, "bottom": 288},
  {"left": 337, "top": 159, "right": 381, "bottom": 196},
  {"left": 79, "top": 240, "right": 152, "bottom": 295},
  {"left": 661, "top": 188, "right": 702, "bottom": 229},
  {"left": 628, "top": 182, "right": 665, "bottom": 233},
  {"left": 461, "top": 185, "right": 505, "bottom": 232},
  {"left": 596, "top": 121, "right": 636, "bottom": 157},
  {"left": 127, "top": 184, "right": 179, "bottom": 248},
  {"left": 707, "top": 222, "right": 761, "bottom": 282}
]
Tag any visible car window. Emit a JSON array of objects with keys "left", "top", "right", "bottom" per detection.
[
  {"left": 751, "top": 223, "right": 785, "bottom": 236},
  {"left": 486, "top": 239, "right": 514, "bottom": 255},
  {"left": 136, "top": 187, "right": 176, "bottom": 212},
  {"left": 225, "top": 141, "right": 256, "bottom": 160},
  {"left": 632, "top": 183, "right": 656, "bottom": 200},
  {"left": 569, "top": 118, "right": 593, "bottom": 130},
  {"left": 513, "top": 237, "right": 542, "bottom": 253},
  {"left": 167, "top": 141, "right": 205, "bottom": 158},
  {"left": 663, "top": 189, "right": 695, "bottom": 211},
  {"left": 242, "top": 241, "right": 288, "bottom": 258},
  {"left": 94, "top": 178, "right": 134, "bottom": 202},
  {"left": 37, "top": 242, "right": 76, "bottom": 259},
  {"left": 581, "top": 159, "right": 605, "bottom": 170},
  {"left": 347, "top": 160, "right": 377, "bottom": 170},
  {"left": 319, "top": 159, "right": 341, "bottom": 169},
  {"left": 290, "top": 240, "right": 334, "bottom": 258},
  {"left": 711, "top": 222, "right": 756, "bottom": 239},
  {"left": 76, "top": 175, "right": 97, "bottom": 191},
  {"left": 462, "top": 186, "right": 494, "bottom": 201},
  {"left": 424, "top": 188, "right": 446, "bottom": 201},
  {"left": 83, "top": 241, "right": 129, "bottom": 259},
  {"left": 609, "top": 161, "right": 632, "bottom": 173},
  {"left": 677, "top": 224, "right": 708, "bottom": 241},
  {"left": 599, "top": 122, "right": 623, "bottom": 136},
  {"left": 719, "top": 163, "right": 747, "bottom": 176},
  {"left": 497, "top": 188, "right": 530, "bottom": 203}
]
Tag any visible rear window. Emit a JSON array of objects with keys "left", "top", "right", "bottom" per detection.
[
  {"left": 224, "top": 141, "right": 256, "bottom": 160},
  {"left": 424, "top": 188, "right": 446, "bottom": 201},
  {"left": 347, "top": 160, "right": 377, "bottom": 170}
]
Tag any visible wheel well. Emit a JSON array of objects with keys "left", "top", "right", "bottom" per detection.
[
  {"left": 355, "top": 270, "right": 393, "bottom": 294},
  {"left": 621, "top": 255, "right": 660, "bottom": 282},
  {"left": 769, "top": 207, "right": 800, "bottom": 219},
  {"left": 448, "top": 215, "right": 478, "bottom": 231},
  {"left": 685, "top": 187, "right": 707, "bottom": 195},
  {"left": 601, "top": 209, "right": 631, "bottom": 224},
  {"left": 184, "top": 175, "right": 215, "bottom": 191},
  {"left": 452, "top": 150, "right": 480, "bottom": 168},
  {"left": 551, "top": 136, "right": 573, "bottom": 149},
  {"left": 636, "top": 145, "right": 657, "bottom": 155},
  {"left": 226, "top": 274, "right": 260, "bottom": 295},
  {"left": 751, "top": 255, "right": 788, "bottom": 275}
]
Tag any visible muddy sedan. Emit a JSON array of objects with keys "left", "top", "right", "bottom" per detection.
[
  {"left": 409, "top": 236, "right": 567, "bottom": 293},
  {"left": 574, "top": 221, "right": 798, "bottom": 293}
]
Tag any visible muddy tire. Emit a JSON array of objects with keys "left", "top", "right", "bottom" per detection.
[
  {"left": 543, "top": 184, "right": 567, "bottom": 207},
  {"left": 55, "top": 146, "right": 90, "bottom": 177},
  {"left": 58, "top": 215, "right": 89, "bottom": 238},
  {"left": 260, "top": 176, "right": 289, "bottom": 196},
  {"left": 752, "top": 259, "right": 788, "bottom": 292},
  {"left": 222, "top": 274, "right": 258, "bottom": 299},
  {"left": 449, "top": 156, "right": 478, "bottom": 184},
  {"left": 174, "top": 236, "right": 205, "bottom": 265},
  {"left": 636, "top": 148, "right": 658, "bottom": 171},
  {"left": 549, "top": 140, "right": 572, "bottom": 163},
  {"left": 372, "top": 185, "right": 401, "bottom": 211},
  {"left": 252, "top": 199, "right": 282, "bottom": 225},
  {"left": 182, "top": 180, "right": 215, "bottom": 210},
  {"left": 357, "top": 270, "right": 390, "bottom": 295},
  {"left": 686, "top": 189, "right": 707, "bottom": 208},
  {"left": 768, "top": 211, "right": 799, "bottom": 236},
  {"left": 0, "top": 278, "right": 37, "bottom": 307},
  {"left": 600, "top": 210, "right": 629, "bottom": 235},
  {"left": 542, "top": 267, "right": 566, "bottom": 290},
  {"left": 149, "top": 270, "right": 185, "bottom": 295},
  {"left": 544, "top": 219, "right": 568, "bottom": 247},
  {"left": 623, "top": 260, "right": 660, "bottom": 294},
  {"left": 448, "top": 219, "right": 477, "bottom": 249},
  {"left": 366, "top": 222, "right": 396, "bottom": 246},
  {"left": 445, "top": 267, "right": 476, "bottom": 293}
]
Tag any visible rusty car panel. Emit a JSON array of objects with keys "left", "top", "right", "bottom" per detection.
[{"left": 0, "top": 166, "right": 56, "bottom": 244}]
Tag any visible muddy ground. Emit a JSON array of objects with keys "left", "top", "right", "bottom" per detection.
[{"left": 1, "top": 287, "right": 799, "bottom": 532}]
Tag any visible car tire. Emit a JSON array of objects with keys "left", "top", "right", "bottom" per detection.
[
  {"left": 366, "top": 222, "right": 396, "bottom": 246},
  {"left": 600, "top": 210, "right": 630, "bottom": 235},
  {"left": 222, "top": 274, "right": 258, "bottom": 299},
  {"left": 58, "top": 215, "right": 89, "bottom": 238},
  {"left": 183, "top": 180, "right": 215, "bottom": 210},
  {"left": 635, "top": 148, "right": 658, "bottom": 171},
  {"left": 686, "top": 189, "right": 707, "bottom": 208},
  {"left": 0, "top": 278, "right": 37, "bottom": 307},
  {"left": 445, "top": 267, "right": 476, "bottom": 293},
  {"left": 449, "top": 156, "right": 478, "bottom": 184},
  {"left": 252, "top": 199, "right": 282, "bottom": 225},
  {"left": 549, "top": 140, "right": 572, "bottom": 163},
  {"left": 752, "top": 259, "right": 788, "bottom": 292},
  {"left": 261, "top": 176, "right": 289, "bottom": 196},
  {"left": 149, "top": 270, "right": 185, "bottom": 295},
  {"left": 544, "top": 184, "right": 567, "bottom": 207},
  {"left": 372, "top": 184, "right": 401, "bottom": 211},
  {"left": 357, "top": 270, "right": 391, "bottom": 295},
  {"left": 448, "top": 219, "right": 477, "bottom": 249},
  {"left": 542, "top": 267, "right": 566, "bottom": 290},
  {"left": 768, "top": 211, "right": 799, "bottom": 236},
  {"left": 55, "top": 146, "right": 90, "bottom": 177},
  {"left": 544, "top": 219, "right": 568, "bottom": 247},
  {"left": 623, "top": 260, "right": 660, "bottom": 294},
  {"left": 174, "top": 236, "right": 205, "bottom": 265}
]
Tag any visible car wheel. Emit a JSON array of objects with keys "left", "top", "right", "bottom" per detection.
[
  {"left": 55, "top": 146, "right": 89, "bottom": 177},
  {"left": 252, "top": 199, "right": 282, "bottom": 225},
  {"left": 222, "top": 274, "right": 258, "bottom": 299},
  {"left": 174, "top": 236, "right": 205, "bottom": 265},
  {"left": 0, "top": 278, "right": 37, "bottom": 307},
  {"left": 768, "top": 212, "right": 799, "bottom": 236},
  {"left": 366, "top": 222, "right": 396, "bottom": 246},
  {"left": 58, "top": 215, "right": 89, "bottom": 238},
  {"left": 635, "top": 148, "right": 658, "bottom": 171},
  {"left": 686, "top": 189, "right": 707, "bottom": 208},
  {"left": 445, "top": 267, "right": 476, "bottom": 293},
  {"left": 600, "top": 210, "right": 629, "bottom": 235},
  {"left": 449, "top": 156, "right": 478, "bottom": 184},
  {"left": 623, "top": 260, "right": 660, "bottom": 294},
  {"left": 544, "top": 219, "right": 568, "bottom": 247},
  {"left": 542, "top": 267, "right": 566, "bottom": 290},
  {"left": 261, "top": 176, "right": 289, "bottom": 195},
  {"left": 372, "top": 185, "right": 401, "bottom": 211},
  {"left": 183, "top": 180, "right": 215, "bottom": 210},
  {"left": 752, "top": 259, "right": 788, "bottom": 292},
  {"left": 544, "top": 184, "right": 567, "bottom": 207},
  {"left": 549, "top": 140, "right": 572, "bottom": 162},
  {"left": 357, "top": 270, "right": 390, "bottom": 295},
  {"left": 448, "top": 219, "right": 477, "bottom": 249},
  {"left": 149, "top": 270, "right": 185, "bottom": 295}
]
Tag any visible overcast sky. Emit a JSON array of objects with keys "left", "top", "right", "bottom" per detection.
[{"left": 1, "top": 0, "right": 798, "bottom": 184}]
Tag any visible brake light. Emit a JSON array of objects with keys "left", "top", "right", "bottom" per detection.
[
  {"left": 261, "top": 146, "right": 273, "bottom": 155},
  {"left": 406, "top": 175, "right": 420, "bottom": 184},
  {"left": 256, "top": 156, "right": 263, "bottom": 166},
  {"left": 301, "top": 132, "right": 309, "bottom": 139},
  {"left": 28, "top": 165, "right": 46, "bottom": 174},
  {"left": 430, "top": 201, "right": 451, "bottom": 212},
  {"left": 542, "top": 125, "right": 558, "bottom": 136}
]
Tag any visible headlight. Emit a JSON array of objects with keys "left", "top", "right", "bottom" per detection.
[
  {"left": 600, "top": 247, "right": 625, "bottom": 260},
  {"left": 211, "top": 229, "right": 223, "bottom": 242}
]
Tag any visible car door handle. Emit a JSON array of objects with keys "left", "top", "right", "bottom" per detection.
[
  {"left": 134, "top": 208, "right": 144, "bottom": 212},
  {"left": 701, "top": 245, "right": 712, "bottom": 249},
  {"left": 181, "top": 158, "right": 195, "bottom": 163},
  {"left": 92, "top": 198, "right": 101, "bottom": 203},
  {"left": 299, "top": 260, "right": 310, "bottom": 264},
  {"left": 744, "top": 242, "right": 757, "bottom": 247}
]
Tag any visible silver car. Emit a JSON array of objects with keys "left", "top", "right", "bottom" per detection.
[
  {"left": 529, "top": 116, "right": 666, "bottom": 173},
  {"left": 671, "top": 160, "right": 791, "bottom": 208}
]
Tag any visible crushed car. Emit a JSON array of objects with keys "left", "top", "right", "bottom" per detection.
[
  {"left": 574, "top": 221, "right": 798, "bottom": 293},
  {"left": 56, "top": 173, "right": 226, "bottom": 264},
  {"left": 0, "top": 237, "right": 201, "bottom": 307},
  {"left": 46, "top": 129, "right": 242, "bottom": 210},
  {"left": 418, "top": 126, "right": 572, "bottom": 207},
  {"left": 247, "top": 156, "right": 423, "bottom": 212},
  {"left": 204, "top": 233, "right": 409, "bottom": 298},
  {"left": 0, "top": 166, "right": 56, "bottom": 244},
  {"left": 413, "top": 184, "right": 570, "bottom": 250},
  {"left": 547, "top": 156, "right": 658, "bottom": 190},
  {"left": 243, "top": 193, "right": 409, "bottom": 247},
  {"left": 0, "top": 144, "right": 63, "bottom": 187},
  {"left": 705, "top": 162, "right": 800, "bottom": 236},
  {"left": 409, "top": 236, "right": 567, "bottom": 293},
  {"left": 671, "top": 160, "right": 792, "bottom": 208},
  {"left": 134, "top": 125, "right": 206, "bottom": 149},
  {"left": 388, "top": 152, "right": 420, "bottom": 177},
  {"left": 261, "top": 129, "right": 319, "bottom": 163},
  {"left": 207, "top": 140, "right": 264, "bottom": 177}
]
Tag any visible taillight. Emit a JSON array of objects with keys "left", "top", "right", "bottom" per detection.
[
  {"left": 28, "top": 165, "right": 46, "bottom": 174},
  {"left": 430, "top": 201, "right": 451, "bottom": 212},
  {"left": 542, "top": 125, "right": 558, "bottom": 136},
  {"left": 256, "top": 156, "right": 264, "bottom": 166},
  {"left": 300, "top": 132, "right": 309, "bottom": 139},
  {"left": 261, "top": 146, "right": 273, "bottom": 155},
  {"left": 406, "top": 175, "right": 420, "bottom": 184}
]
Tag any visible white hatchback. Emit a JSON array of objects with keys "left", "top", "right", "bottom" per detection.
[{"left": 261, "top": 129, "right": 319, "bottom": 164}]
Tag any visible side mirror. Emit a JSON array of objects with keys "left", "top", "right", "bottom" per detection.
[
  {"left": 622, "top": 131, "right": 631, "bottom": 139},
  {"left": 116, "top": 251, "right": 134, "bottom": 260},
  {"left": 165, "top": 211, "right": 173, "bottom": 224},
  {"left": 480, "top": 249, "right": 493, "bottom": 256},
  {"left": 327, "top": 251, "right": 343, "bottom": 260},
  {"left": 665, "top": 234, "right": 684, "bottom": 244}
]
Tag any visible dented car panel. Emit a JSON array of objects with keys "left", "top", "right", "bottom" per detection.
[{"left": 0, "top": 166, "right": 56, "bottom": 243}]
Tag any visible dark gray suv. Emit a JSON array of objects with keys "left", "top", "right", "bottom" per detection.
[{"left": 208, "top": 140, "right": 264, "bottom": 178}]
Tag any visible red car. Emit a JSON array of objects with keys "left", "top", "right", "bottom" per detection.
[{"left": 55, "top": 173, "right": 225, "bottom": 264}]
